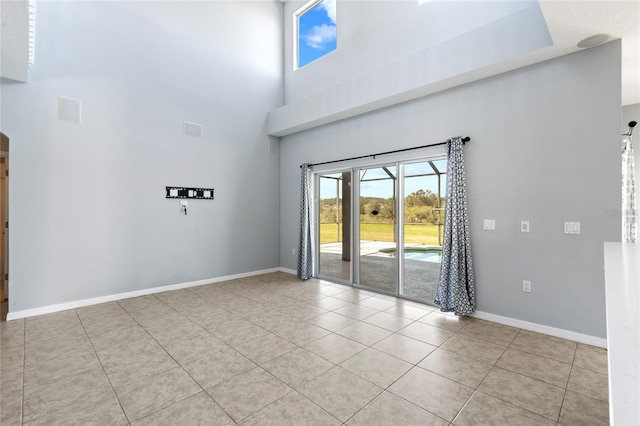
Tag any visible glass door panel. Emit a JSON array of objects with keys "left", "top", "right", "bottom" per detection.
[
  {"left": 400, "top": 160, "right": 447, "bottom": 302},
  {"left": 318, "top": 172, "right": 351, "bottom": 282},
  {"left": 357, "top": 165, "right": 397, "bottom": 294}
]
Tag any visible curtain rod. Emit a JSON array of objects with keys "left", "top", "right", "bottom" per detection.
[
  {"left": 623, "top": 120, "right": 636, "bottom": 137},
  {"left": 300, "top": 137, "right": 471, "bottom": 168}
]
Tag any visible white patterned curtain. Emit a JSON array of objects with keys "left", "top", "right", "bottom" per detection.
[
  {"left": 297, "top": 164, "right": 314, "bottom": 279},
  {"left": 623, "top": 135, "right": 637, "bottom": 243},
  {"left": 435, "top": 137, "right": 476, "bottom": 315}
]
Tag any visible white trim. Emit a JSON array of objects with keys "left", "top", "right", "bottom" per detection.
[
  {"left": 293, "top": 0, "right": 337, "bottom": 71},
  {"left": 283, "top": 267, "right": 606, "bottom": 347},
  {"left": 278, "top": 267, "right": 297, "bottom": 275},
  {"left": 293, "top": 0, "right": 322, "bottom": 72},
  {"left": 471, "top": 310, "right": 607, "bottom": 348},
  {"left": 6, "top": 268, "right": 281, "bottom": 321},
  {"left": 5, "top": 265, "right": 608, "bottom": 349}
]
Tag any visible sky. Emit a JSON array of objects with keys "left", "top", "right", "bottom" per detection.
[{"left": 298, "top": 0, "right": 336, "bottom": 68}]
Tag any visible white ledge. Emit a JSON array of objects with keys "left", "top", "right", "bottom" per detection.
[{"left": 267, "top": 5, "right": 552, "bottom": 137}]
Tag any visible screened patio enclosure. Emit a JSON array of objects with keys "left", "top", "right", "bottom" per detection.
[{"left": 317, "top": 159, "right": 447, "bottom": 303}]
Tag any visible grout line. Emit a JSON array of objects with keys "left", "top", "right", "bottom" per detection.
[
  {"left": 557, "top": 343, "right": 580, "bottom": 423},
  {"left": 74, "top": 309, "right": 129, "bottom": 424},
  {"left": 451, "top": 388, "right": 480, "bottom": 424},
  {"left": 113, "top": 299, "right": 236, "bottom": 423},
  {"left": 6, "top": 275, "right": 608, "bottom": 425},
  {"left": 248, "top": 367, "right": 343, "bottom": 425},
  {"left": 121, "top": 282, "right": 320, "bottom": 423},
  {"left": 474, "top": 362, "right": 567, "bottom": 423}
]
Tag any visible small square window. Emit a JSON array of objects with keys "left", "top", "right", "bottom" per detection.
[{"left": 295, "top": 0, "right": 336, "bottom": 69}]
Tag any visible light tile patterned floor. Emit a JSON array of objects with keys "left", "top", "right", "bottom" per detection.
[{"left": 0, "top": 272, "right": 610, "bottom": 425}]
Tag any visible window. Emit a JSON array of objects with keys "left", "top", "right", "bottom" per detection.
[{"left": 295, "top": 0, "right": 336, "bottom": 69}]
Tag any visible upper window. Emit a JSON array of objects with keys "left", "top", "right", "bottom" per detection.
[{"left": 295, "top": 0, "right": 336, "bottom": 69}]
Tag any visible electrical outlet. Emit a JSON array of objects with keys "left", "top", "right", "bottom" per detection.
[
  {"left": 521, "top": 221, "right": 530, "bottom": 233},
  {"left": 292, "top": 248, "right": 296, "bottom": 256},
  {"left": 483, "top": 219, "right": 495, "bottom": 230},
  {"left": 522, "top": 280, "right": 531, "bottom": 293}
]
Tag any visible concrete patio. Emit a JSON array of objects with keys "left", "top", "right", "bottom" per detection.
[{"left": 319, "top": 242, "right": 441, "bottom": 303}]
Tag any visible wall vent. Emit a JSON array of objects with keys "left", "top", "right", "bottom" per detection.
[
  {"left": 183, "top": 122, "right": 203, "bottom": 138},
  {"left": 58, "top": 97, "right": 81, "bottom": 123}
]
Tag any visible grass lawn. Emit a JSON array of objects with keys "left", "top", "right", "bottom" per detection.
[{"left": 320, "top": 222, "right": 442, "bottom": 245}]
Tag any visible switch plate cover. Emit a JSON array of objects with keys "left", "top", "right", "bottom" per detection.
[{"left": 564, "top": 222, "right": 581, "bottom": 234}]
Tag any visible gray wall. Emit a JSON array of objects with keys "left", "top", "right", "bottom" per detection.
[
  {"left": 280, "top": 42, "right": 621, "bottom": 338},
  {"left": 270, "top": 1, "right": 551, "bottom": 136},
  {"left": 622, "top": 103, "right": 640, "bottom": 193},
  {"left": 283, "top": 0, "right": 545, "bottom": 104},
  {"left": 1, "top": 1, "right": 284, "bottom": 312}
]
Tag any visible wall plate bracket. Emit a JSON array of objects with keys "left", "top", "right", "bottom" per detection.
[{"left": 166, "top": 186, "right": 214, "bottom": 199}]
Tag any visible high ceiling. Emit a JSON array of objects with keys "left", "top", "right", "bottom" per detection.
[
  {"left": 2, "top": 1, "right": 639, "bottom": 105},
  {"left": 538, "top": 0, "right": 639, "bottom": 106}
]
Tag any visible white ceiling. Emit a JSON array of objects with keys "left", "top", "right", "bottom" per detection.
[
  {"left": 1, "top": 0, "right": 639, "bottom": 105},
  {"left": 538, "top": 0, "right": 640, "bottom": 106}
]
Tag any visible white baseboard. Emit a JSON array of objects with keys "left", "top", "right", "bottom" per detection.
[
  {"left": 471, "top": 310, "right": 607, "bottom": 348},
  {"left": 6, "top": 267, "right": 281, "bottom": 321},
  {"left": 6, "top": 267, "right": 607, "bottom": 349},
  {"left": 278, "top": 267, "right": 297, "bottom": 275},
  {"left": 277, "top": 268, "right": 606, "bottom": 347}
]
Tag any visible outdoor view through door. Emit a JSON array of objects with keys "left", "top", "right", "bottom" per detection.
[
  {"left": 318, "top": 172, "right": 351, "bottom": 282},
  {"left": 359, "top": 165, "right": 398, "bottom": 294},
  {"left": 401, "top": 160, "right": 446, "bottom": 301},
  {"left": 317, "top": 158, "right": 447, "bottom": 304}
]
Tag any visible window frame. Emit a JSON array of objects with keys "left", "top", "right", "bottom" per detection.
[{"left": 293, "top": 0, "right": 337, "bottom": 71}]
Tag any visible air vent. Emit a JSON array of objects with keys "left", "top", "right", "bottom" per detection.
[
  {"left": 58, "top": 97, "right": 81, "bottom": 123},
  {"left": 183, "top": 122, "right": 203, "bottom": 138},
  {"left": 577, "top": 33, "right": 611, "bottom": 48}
]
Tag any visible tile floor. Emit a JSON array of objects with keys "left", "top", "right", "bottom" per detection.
[{"left": 0, "top": 272, "right": 610, "bottom": 425}]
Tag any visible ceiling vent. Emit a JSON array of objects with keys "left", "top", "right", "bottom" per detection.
[
  {"left": 58, "top": 96, "right": 81, "bottom": 123},
  {"left": 577, "top": 33, "right": 611, "bottom": 48},
  {"left": 183, "top": 122, "right": 203, "bottom": 138}
]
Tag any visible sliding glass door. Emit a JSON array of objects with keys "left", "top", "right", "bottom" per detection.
[
  {"left": 400, "top": 160, "right": 447, "bottom": 301},
  {"left": 318, "top": 171, "right": 351, "bottom": 283},
  {"left": 315, "top": 157, "right": 446, "bottom": 304},
  {"left": 356, "top": 165, "right": 397, "bottom": 294}
]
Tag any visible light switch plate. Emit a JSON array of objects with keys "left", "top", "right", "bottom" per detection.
[
  {"left": 564, "top": 222, "right": 581, "bottom": 234},
  {"left": 483, "top": 219, "right": 495, "bottom": 230}
]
